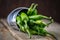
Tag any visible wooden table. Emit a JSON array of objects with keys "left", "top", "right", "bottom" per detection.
[{"left": 0, "top": 19, "right": 60, "bottom": 40}]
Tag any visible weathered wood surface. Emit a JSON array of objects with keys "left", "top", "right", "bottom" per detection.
[
  {"left": 0, "top": 19, "right": 60, "bottom": 40},
  {"left": 0, "top": 20, "right": 16, "bottom": 40}
]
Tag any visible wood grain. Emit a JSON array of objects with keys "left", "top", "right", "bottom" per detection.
[{"left": 0, "top": 20, "right": 16, "bottom": 40}]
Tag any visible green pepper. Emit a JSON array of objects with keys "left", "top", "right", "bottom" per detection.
[
  {"left": 27, "top": 3, "right": 34, "bottom": 15},
  {"left": 16, "top": 16, "right": 25, "bottom": 32},
  {"left": 20, "top": 12, "right": 31, "bottom": 38},
  {"left": 20, "top": 12, "right": 29, "bottom": 21},
  {"left": 32, "top": 25, "right": 40, "bottom": 35},
  {"left": 27, "top": 3, "right": 38, "bottom": 16},
  {"left": 18, "top": 23, "right": 25, "bottom": 32},
  {"left": 24, "top": 20, "right": 31, "bottom": 38},
  {"left": 16, "top": 16, "right": 21, "bottom": 24},
  {"left": 30, "top": 25, "right": 47, "bottom": 36},
  {"left": 30, "top": 29, "right": 37, "bottom": 35},
  {"left": 16, "top": 3, "right": 55, "bottom": 39},
  {"left": 29, "top": 20, "right": 47, "bottom": 28},
  {"left": 29, "top": 15, "right": 52, "bottom": 20},
  {"left": 39, "top": 28, "right": 48, "bottom": 36}
]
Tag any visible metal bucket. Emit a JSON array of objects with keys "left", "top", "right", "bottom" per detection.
[{"left": 7, "top": 7, "right": 28, "bottom": 30}]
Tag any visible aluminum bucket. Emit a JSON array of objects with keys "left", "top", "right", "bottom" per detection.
[{"left": 7, "top": 7, "right": 28, "bottom": 30}]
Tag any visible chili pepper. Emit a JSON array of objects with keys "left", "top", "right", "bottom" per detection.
[
  {"left": 27, "top": 3, "right": 38, "bottom": 16},
  {"left": 30, "top": 29, "right": 37, "bottom": 35},
  {"left": 29, "top": 20, "right": 47, "bottom": 28},
  {"left": 29, "top": 15, "right": 52, "bottom": 20},
  {"left": 27, "top": 3, "right": 34, "bottom": 15},
  {"left": 16, "top": 16, "right": 21, "bottom": 24},
  {"left": 20, "top": 12, "right": 31, "bottom": 38},
  {"left": 16, "top": 3, "right": 55, "bottom": 39},
  {"left": 20, "top": 12, "right": 29, "bottom": 21},
  {"left": 39, "top": 28, "right": 48, "bottom": 36},
  {"left": 24, "top": 20, "right": 31, "bottom": 38},
  {"left": 16, "top": 16, "right": 25, "bottom": 32}
]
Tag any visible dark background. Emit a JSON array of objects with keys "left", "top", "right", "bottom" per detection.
[{"left": 0, "top": 0, "right": 58, "bottom": 22}]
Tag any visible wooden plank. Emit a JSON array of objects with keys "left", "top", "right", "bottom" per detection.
[
  {"left": 0, "top": 19, "right": 57, "bottom": 40},
  {"left": 0, "top": 19, "right": 23, "bottom": 40},
  {"left": 0, "top": 20, "right": 16, "bottom": 40}
]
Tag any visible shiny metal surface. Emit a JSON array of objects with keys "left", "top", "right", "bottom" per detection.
[{"left": 7, "top": 7, "right": 28, "bottom": 30}]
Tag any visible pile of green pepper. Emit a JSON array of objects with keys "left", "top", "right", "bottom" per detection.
[{"left": 16, "top": 3, "right": 54, "bottom": 38}]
